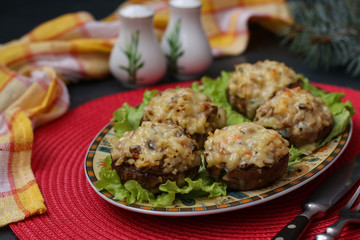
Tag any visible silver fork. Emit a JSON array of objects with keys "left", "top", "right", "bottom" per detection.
[{"left": 315, "top": 184, "right": 360, "bottom": 240}]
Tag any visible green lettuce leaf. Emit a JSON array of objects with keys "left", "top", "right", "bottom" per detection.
[
  {"left": 288, "top": 146, "right": 304, "bottom": 165},
  {"left": 95, "top": 156, "right": 131, "bottom": 202},
  {"left": 123, "top": 180, "right": 156, "bottom": 204},
  {"left": 192, "top": 71, "right": 250, "bottom": 125},
  {"left": 112, "top": 89, "right": 158, "bottom": 138},
  {"left": 318, "top": 108, "right": 351, "bottom": 148},
  {"left": 96, "top": 156, "right": 227, "bottom": 207}
]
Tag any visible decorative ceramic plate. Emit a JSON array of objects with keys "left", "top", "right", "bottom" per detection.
[{"left": 85, "top": 121, "right": 352, "bottom": 216}]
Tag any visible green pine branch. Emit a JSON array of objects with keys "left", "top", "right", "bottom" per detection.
[{"left": 280, "top": 0, "right": 360, "bottom": 77}]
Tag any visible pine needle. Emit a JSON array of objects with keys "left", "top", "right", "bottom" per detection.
[{"left": 281, "top": 0, "right": 360, "bottom": 77}]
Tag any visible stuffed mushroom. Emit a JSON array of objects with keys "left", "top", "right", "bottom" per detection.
[
  {"left": 204, "top": 122, "right": 289, "bottom": 190},
  {"left": 254, "top": 87, "right": 333, "bottom": 148},
  {"left": 111, "top": 121, "right": 201, "bottom": 193}
]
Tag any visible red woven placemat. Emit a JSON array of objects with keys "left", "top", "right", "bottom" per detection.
[{"left": 9, "top": 81, "right": 360, "bottom": 239}]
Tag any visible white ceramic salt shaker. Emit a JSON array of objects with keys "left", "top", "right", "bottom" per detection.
[
  {"left": 161, "top": 0, "right": 212, "bottom": 81},
  {"left": 109, "top": 5, "right": 166, "bottom": 87}
]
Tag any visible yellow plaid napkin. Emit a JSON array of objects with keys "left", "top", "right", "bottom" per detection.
[{"left": 0, "top": 0, "right": 291, "bottom": 226}]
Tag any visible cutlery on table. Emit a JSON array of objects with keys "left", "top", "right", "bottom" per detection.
[
  {"left": 315, "top": 183, "right": 360, "bottom": 240},
  {"left": 272, "top": 154, "right": 360, "bottom": 240}
]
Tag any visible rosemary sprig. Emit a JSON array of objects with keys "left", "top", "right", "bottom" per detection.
[
  {"left": 119, "top": 30, "right": 145, "bottom": 84},
  {"left": 165, "top": 19, "right": 184, "bottom": 74}
]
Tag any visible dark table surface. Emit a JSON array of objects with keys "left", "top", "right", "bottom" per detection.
[{"left": 1, "top": 0, "right": 359, "bottom": 239}]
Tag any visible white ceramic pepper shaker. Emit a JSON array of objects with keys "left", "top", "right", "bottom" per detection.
[
  {"left": 161, "top": 0, "right": 212, "bottom": 81},
  {"left": 109, "top": 5, "right": 167, "bottom": 87}
]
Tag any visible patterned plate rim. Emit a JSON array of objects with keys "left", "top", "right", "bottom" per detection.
[{"left": 85, "top": 120, "right": 352, "bottom": 216}]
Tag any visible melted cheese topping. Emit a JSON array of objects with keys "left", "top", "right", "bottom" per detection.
[
  {"left": 255, "top": 87, "right": 333, "bottom": 142},
  {"left": 143, "top": 88, "right": 227, "bottom": 135},
  {"left": 227, "top": 60, "right": 299, "bottom": 118},
  {"left": 112, "top": 121, "right": 201, "bottom": 174},
  {"left": 204, "top": 122, "right": 289, "bottom": 170}
]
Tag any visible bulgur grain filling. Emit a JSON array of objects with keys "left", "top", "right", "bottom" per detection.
[
  {"left": 143, "top": 88, "right": 227, "bottom": 135},
  {"left": 204, "top": 122, "right": 289, "bottom": 170},
  {"left": 112, "top": 121, "right": 201, "bottom": 175}
]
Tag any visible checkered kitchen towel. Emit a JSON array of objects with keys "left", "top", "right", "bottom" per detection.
[{"left": 0, "top": 0, "right": 291, "bottom": 226}]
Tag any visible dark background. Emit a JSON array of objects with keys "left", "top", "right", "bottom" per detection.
[{"left": 0, "top": 1, "right": 359, "bottom": 239}]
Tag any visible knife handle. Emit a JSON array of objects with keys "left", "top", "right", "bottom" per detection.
[{"left": 272, "top": 215, "right": 310, "bottom": 240}]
